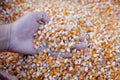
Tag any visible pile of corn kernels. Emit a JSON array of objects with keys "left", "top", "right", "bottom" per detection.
[{"left": 0, "top": 0, "right": 120, "bottom": 80}]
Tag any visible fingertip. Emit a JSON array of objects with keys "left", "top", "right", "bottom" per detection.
[
  {"left": 35, "top": 48, "right": 43, "bottom": 53},
  {"left": 79, "top": 36, "right": 84, "bottom": 42},
  {"left": 60, "top": 52, "right": 73, "bottom": 58},
  {"left": 41, "top": 12, "right": 50, "bottom": 23},
  {"left": 34, "top": 11, "right": 50, "bottom": 23},
  {"left": 74, "top": 43, "right": 84, "bottom": 51},
  {"left": 46, "top": 17, "right": 50, "bottom": 22},
  {"left": 48, "top": 51, "right": 58, "bottom": 57},
  {"left": 49, "top": 51, "right": 73, "bottom": 58}
]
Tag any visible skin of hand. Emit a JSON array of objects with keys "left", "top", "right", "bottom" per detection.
[
  {"left": 0, "top": 11, "right": 84, "bottom": 57},
  {"left": 9, "top": 12, "right": 50, "bottom": 55}
]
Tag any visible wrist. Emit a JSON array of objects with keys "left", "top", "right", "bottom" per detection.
[{"left": 0, "top": 24, "right": 12, "bottom": 52}]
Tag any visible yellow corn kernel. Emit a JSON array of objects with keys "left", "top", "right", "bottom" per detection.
[
  {"left": 63, "top": 11, "right": 68, "bottom": 15},
  {"left": 89, "top": 3, "right": 94, "bottom": 8},
  {"left": 69, "top": 19, "right": 74, "bottom": 23},
  {"left": 56, "top": 26, "right": 62, "bottom": 32},
  {"left": 64, "top": 6, "right": 68, "bottom": 10},
  {"left": 75, "top": 39, "right": 79, "bottom": 43},
  {"left": 56, "top": 17, "right": 60, "bottom": 21},
  {"left": 21, "top": 0, "right": 26, "bottom": 2},
  {"left": 54, "top": 48, "right": 58, "bottom": 52},
  {"left": 48, "top": 43, "right": 53, "bottom": 48},
  {"left": 52, "top": 11, "right": 56, "bottom": 15},
  {"left": 89, "top": 78, "right": 95, "bottom": 80},
  {"left": 51, "top": 30, "right": 55, "bottom": 34},
  {"left": 105, "top": 49, "right": 110, "bottom": 54},
  {"left": 96, "top": 22, "right": 100, "bottom": 27},
  {"left": 87, "top": 26, "right": 94, "bottom": 32},
  {"left": 60, "top": 21, "right": 65, "bottom": 24},
  {"left": 100, "top": 36, "right": 104, "bottom": 40},
  {"left": 111, "top": 72, "right": 116, "bottom": 79},
  {"left": 43, "top": 50, "right": 48, "bottom": 54},
  {"left": 61, "top": 63, "right": 65, "bottom": 67},
  {"left": 32, "top": 39, "right": 36, "bottom": 43},
  {"left": 50, "top": 71, "right": 54, "bottom": 75},
  {"left": 79, "top": 75, "right": 84, "bottom": 80},
  {"left": 101, "top": 0, "right": 107, "bottom": 2},
  {"left": 106, "top": 5, "right": 111, "bottom": 10},
  {"left": 55, "top": 34, "right": 60, "bottom": 38},
  {"left": 98, "top": 75, "right": 104, "bottom": 80},
  {"left": 56, "top": 38, "right": 61, "bottom": 43}
]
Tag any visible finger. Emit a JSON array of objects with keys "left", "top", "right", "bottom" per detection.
[
  {"left": 48, "top": 51, "right": 59, "bottom": 57},
  {"left": 79, "top": 35, "right": 84, "bottom": 42},
  {"left": 33, "top": 12, "right": 50, "bottom": 23},
  {"left": 40, "top": 12, "right": 50, "bottom": 23},
  {"left": 49, "top": 51, "right": 73, "bottom": 58},
  {"left": 73, "top": 43, "right": 84, "bottom": 51},
  {"left": 59, "top": 52, "right": 73, "bottom": 58}
]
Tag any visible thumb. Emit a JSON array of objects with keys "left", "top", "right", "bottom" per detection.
[{"left": 33, "top": 12, "right": 50, "bottom": 24}]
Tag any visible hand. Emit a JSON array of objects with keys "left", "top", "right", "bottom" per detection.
[
  {"left": 9, "top": 12, "right": 50, "bottom": 55},
  {"left": 7, "top": 11, "right": 84, "bottom": 57}
]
